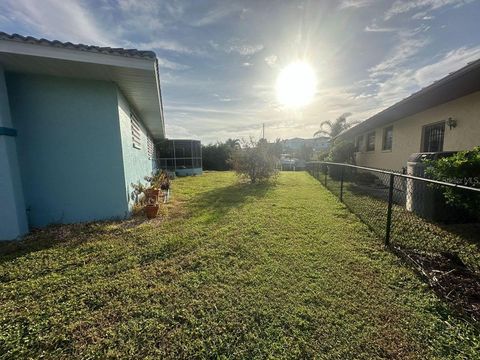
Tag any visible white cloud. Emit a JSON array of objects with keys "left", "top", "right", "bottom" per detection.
[
  {"left": 338, "top": 0, "right": 376, "bottom": 9},
  {"left": 369, "top": 27, "right": 431, "bottom": 76},
  {"left": 385, "top": 0, "right": 474, "bottom": 20},
  {"left": 190, "top": 5, "right": 242, "bottom": 27},
  {"left": 242, "top": 62, "right": 253, "bottom": 67},
  {"left": 208, "top": 40, "right": 220, "bottom": 50},
  {"left": 0, "top": 0, "right": 114, "bottom": 46},
  {"left": 157, "top": 57, "right": 190, "bottom": 70},
  {"left": 213, "top": 93, "right": 233, "bottom": 102},
  {"left": 165, "top": 123, "right": 197, "bottom": 140},
  {"left": 412, "top": 11, "right": 436, "bottom": 19},
  {"left": 224, "top": 39, "right": 264, "bottom": 56},
  {"left": 414, "top": 45, "right": 480, "bottom": 85},
  {"left": 265, "top": 55, "right": 278, "bottom": 67},
  {"left": 339, "top": 45, "right": 480, "bottom": 126},
  {"left": 364, "top": 24, "right": 397, "bottom": 32},
  {"left": 165, "top": 104, "right": 252, "bottom": 116},
  {"left": 137, "top": 39, "right": 204, "bottom": 55}
]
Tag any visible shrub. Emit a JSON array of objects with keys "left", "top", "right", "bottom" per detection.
[
  {"left": 326, "top": 140, "right": 355, "bottom": 179},
  {"left": 426, "top": 147, "right": 480, "bottom": 216},
  {"left": 327, "top": 140, "right": 356, "bottom": 164},
  {"left": 229, "top": 138, "right": 278, "bottom": 183},
  {"left": 353, "top": 172, "right": 379, "bottom": 185}
]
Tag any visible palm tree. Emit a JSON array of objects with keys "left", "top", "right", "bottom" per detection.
[
  {"left": 225, "top": 138, "right": 241, "bottom": 149},
  {"left": 314, "top": 112, "right": 357, "bottom": 139}
]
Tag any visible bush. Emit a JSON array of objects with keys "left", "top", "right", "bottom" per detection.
[
  {"left": 326, "top": 140, "right": 355, "bottom": 180},
  {"left": 229, "top": 139, "right": 278, "bottom": 183},
  {"left": 426, "top": 147, "right": 480, "bottom": 216},
  {"left": 327, "top": 140, "right": 355, "bottom": 163},
  {"left": 353, "top": 172, "right": 379, "bottom": 185}
]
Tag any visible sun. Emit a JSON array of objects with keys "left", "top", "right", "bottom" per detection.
[{"left": 275, "top": 61, "right": 317, "bottom": 108}]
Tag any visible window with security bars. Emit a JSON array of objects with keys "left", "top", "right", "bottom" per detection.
[
  {"left": 422, "top": 121, "right": 445, "bottom": 152},
  {"left": 382, "top": 126, "right": 393, "bottom": 151},
  {"left": 355, "top": 134, "right": 364, "bottom": 152},
  {"left": 147, "top": 137, "right": 154, "bottom": 159},
  {"left": 131, "top": 113, "right": 142, "bottom": 149},
  {"left": 366, "top": 131, "right": 375, "bottom": 151}
]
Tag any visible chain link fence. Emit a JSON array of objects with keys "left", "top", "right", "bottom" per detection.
[{"left": 307, "top": 161, "right": 480, "bottom": 273}]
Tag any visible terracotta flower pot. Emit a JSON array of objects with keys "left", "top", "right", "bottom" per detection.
[{"left": 145, "top": 204, "right": 159, "bottom": 219}]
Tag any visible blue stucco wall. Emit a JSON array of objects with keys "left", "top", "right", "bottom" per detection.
[
  {"left": 6, "top": 73, "right": 128, "bottom": 227},
  {"left": 0, "top": 66, "right": 28, "bottom": 240},
  {"left": 116, "top": 90, "right": 156, "bottom": 210}
]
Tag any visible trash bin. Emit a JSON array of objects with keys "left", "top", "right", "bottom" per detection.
[{"left": 406, "top": 152, "right": 456, "bottom": 221}]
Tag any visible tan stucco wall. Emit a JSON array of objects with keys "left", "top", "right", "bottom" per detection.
[{"left": 353, "top": 91, "right": 480, "bottom": 171}]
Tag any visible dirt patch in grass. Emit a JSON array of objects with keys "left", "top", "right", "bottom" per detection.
[{"left": 395, "top": 247, "right": 480, "bottom": 322}]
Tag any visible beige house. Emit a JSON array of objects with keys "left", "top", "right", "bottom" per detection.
[{"left": 338, "top": 59, "right": 480, "bottom": 172}]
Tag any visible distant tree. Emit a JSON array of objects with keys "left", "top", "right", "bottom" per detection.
[
  {"left": 202, "top": 143, "right": 232, "bottom": 170},
  {"left": 225, "top": 138, "right": 241, "bottom": 149},
  {"left": 269, "top": 138, "right": 283, "bottom": 158},
  {"left": 314, "top": 113, "right": 357, "bottom": 140},
  {"left": 293, "top": 144, "right": 313, "bottom": 161}
]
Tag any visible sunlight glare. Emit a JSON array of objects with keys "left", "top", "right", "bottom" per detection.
[{"left": 275, "top": 61, "right": 317, "bottom": 108}]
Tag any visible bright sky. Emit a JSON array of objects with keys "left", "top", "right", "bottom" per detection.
[{"left": 1, "top": 0, "right": 479, "bottom": 143}]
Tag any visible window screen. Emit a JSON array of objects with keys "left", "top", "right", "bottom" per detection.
[
  {"left": 382, "top": 126, "right": 393, "bottom": 151},
  {"left": 366, "top": 131, "right": 375, "bottom": 151},
  {"left": 355, "top": 135, "right": 364, "bottom": 152}
]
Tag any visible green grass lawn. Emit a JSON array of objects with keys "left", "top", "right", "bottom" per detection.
[
  {"left": 0, "top": 172, "right": 478, "bottom": 359},
  {"left": 317, "top": 173, "right": 480, "bottom": 272}
]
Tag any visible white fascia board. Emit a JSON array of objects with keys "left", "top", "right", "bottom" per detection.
[
  {"left": 0, "top": 40, "right": 154, "bottom": 71},
  {"left": 153, "top": 59, "right": 166, "bottom": 138}
]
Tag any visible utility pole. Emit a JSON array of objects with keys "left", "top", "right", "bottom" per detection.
[{"left": 262, "top": 123, "right": 265, "bottom": 139}]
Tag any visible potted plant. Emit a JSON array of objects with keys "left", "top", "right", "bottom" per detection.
[
  {"left": 159, "top": 171, "right": 170, "bottom": 191},
  {"left": 144, "top": 197, "right": 159, "bottom": 218},
  {"left": 143, "top": 185, "right": 159, "bottom": 218},
  {"left": 144, "top": 187, "right": 160, "bottom": 200}
]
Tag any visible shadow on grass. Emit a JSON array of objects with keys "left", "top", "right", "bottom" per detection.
[
  {"left": 438, "top": 223, "right": 480, "bottom": 247},
  {"left": 187, "top": 180, "right": 275, "bottom": 222},
  {"left": 0, "top": 180, "right": 276, "bottom": 264},
  {"left": 0, "top": 216, "right": 152, "bottom": 264}
]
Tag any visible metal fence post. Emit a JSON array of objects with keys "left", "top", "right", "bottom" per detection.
[
  {"left": 340, "top": 166, "right": 344, "bottom": 202},
  {"left": 324, "top": 166, "right": 328, "bottom": 187},
  {"left": 385, "top": 173, "right": 394, "bottom": 247}
]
